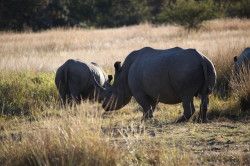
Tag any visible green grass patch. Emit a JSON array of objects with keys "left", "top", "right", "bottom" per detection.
[{"left": 0, "top": 71, "right": 58, "bottom": 116}]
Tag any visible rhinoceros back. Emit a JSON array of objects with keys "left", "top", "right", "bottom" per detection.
[{"left": 90, "top": 62, "right": 107, "bottom": 86}]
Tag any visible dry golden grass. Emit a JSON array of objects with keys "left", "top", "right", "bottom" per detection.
[
  {"left": 0, "top": 18, "right": 249, "bottom": 72},
  {"left": 230, "top": 67, "right": 250, "bottom": 112},
  {"left": 0, "top": 102, "right": 249, "bottom": 165},
  {"left": 0, "top": 18, "right": 250, "bottom": 165}
]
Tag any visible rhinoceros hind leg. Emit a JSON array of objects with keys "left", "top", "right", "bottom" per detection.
[
  {"left": 69, "top": 85, "right": 81, "bottom": 104},
  {"left": 176, "top": 97, "right": 195, "bottom": 123},
  {"left": 198, "top": 95, "right": 209, "bottom": 123}
]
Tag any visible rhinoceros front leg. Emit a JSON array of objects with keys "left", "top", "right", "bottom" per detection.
[
  {"left": 176, "top": 97, "right": 195, "bottom": 123},
  {"left": 133, "top": 93, "right": 156, "bottom": 121},
  {"left": 142, "top": 106, "right": 154, "bottom": 120}
]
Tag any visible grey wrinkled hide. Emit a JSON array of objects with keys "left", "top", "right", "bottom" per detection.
[
  {"left": 234, "top": 48, "right": 250, "bottom": 74},
  {"left": 100, "top": 47, "right": 216, "bottom": 123},
  {"left": 55, "top": 59, "right": 111, "bottom": 105}
]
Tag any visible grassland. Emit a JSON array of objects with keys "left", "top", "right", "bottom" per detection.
[{"left": 0, "top": 18, "right": 250, "bottom": 165}]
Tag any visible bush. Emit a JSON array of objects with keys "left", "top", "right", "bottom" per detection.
[
  {"left": 230, "top": 68, "right": 250, "bottom": 113},
  {"left": 158, "top": 0, "right": 218, "bottom": 29},
  {"left": 1, "top": 0, "right": 250, "bottom": 31},
  {"left": 0, "top": 72, "right": 58, "bottom": 115},
  {"left": 91, "top": 0, "right": 150, "bottom": 27},
  {"left": 213, "top": 58, "right": 233, "bottom": 98},
  {"left": 226, "top": 0, "right": 250, "bottom": 18}
]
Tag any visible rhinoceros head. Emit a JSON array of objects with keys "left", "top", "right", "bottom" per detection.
[
  {"left": 102, "top": 62, "right": 124, "bottom": 111},
  {"left": 102, "top": 61, "right": 132, "bottom": 111},
  {"left": 93, "top": 61, "right": 132, "bottom": 111}
]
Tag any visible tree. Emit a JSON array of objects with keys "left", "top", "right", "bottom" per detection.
[
  {"left": 158, "top": 0, "right": 218, "bottom": 30},
  {"left": 0, "top": 0, "right": 46, "bottom": 31},
  {"left": 31, "top": 0, "right": 69, "bottom": 31},
  {"left": 67, "top": 0, "right": 95, "bottom": 26}
]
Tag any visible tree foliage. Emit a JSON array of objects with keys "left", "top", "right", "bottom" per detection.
[
  {"left": 0, "top": 0, "right": 249, "bottom": 31},
  {"left": 158, "top": 0, "right": 218, "bottom": 29}
]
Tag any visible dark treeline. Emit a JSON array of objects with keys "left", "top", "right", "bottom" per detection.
[{"left": 0, "top": 0, "right": 250, "bottom": 31}]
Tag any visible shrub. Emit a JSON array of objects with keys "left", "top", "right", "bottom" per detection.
[
  {"left": 226, "top": 0, "right": 250, "bottom": 18},
  {"left": 158, "top": 0, "right": 218, "bottom": 29},
  {"left": 0, "top": 71, "right": 58, "bottom": 115},
  {"left": 230, "top": 68, "right": 250, "bottom": 113}
]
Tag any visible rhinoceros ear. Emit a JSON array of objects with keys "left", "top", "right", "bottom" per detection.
[
  {"left": 114, "top": 61, "right": 121, "bottom": 71},
  {"left": 108, "top": 75, "right": 113, "bottom": 83},
  {"left": 234, "top": 56, "right": 238, "bottom": 62}
]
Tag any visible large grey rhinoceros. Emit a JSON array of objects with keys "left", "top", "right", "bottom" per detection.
[
  {"left": 96, "top": 47, "right": 216, "bottom": 123},
  {"left": 55, "top": 59, "right": 112, "bottom": 105},
  {"left": 234, "top": 47, "right": 250, "bottom": 74}
]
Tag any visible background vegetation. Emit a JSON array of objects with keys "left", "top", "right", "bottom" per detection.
[
  {"left": 0, "top": 72, "right": 57, "bottom": 115},
  {"left": 1, "top": 0, "right": 250, "bottom": 31}
]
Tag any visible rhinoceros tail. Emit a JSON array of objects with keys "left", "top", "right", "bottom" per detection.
[
  {"left": 64, "top": 64, "right": 70, "bottom": 95},
  {"left": 58, "top": 60, "right": 71, "bottom": 96},
  {"left": 55, "top": 63, "right": 69, "bottom": 105},
  {"left": 201, "top": 57, "right": 208, "bottom": 95},
  {"left": 201, "top": 56, "right": 216, "bottom": 95}
]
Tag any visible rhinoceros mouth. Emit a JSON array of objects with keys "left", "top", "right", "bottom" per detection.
[{"left": 102, "top": 94, "right": 118, "bottom": 111}]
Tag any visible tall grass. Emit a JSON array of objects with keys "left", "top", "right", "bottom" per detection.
[
  {"left": 0, "top": 71, "right": 57, "bottom": 115},
  {"left": 230, "top": 67, "right": 250, "bottom": 112},
  {"left": 0, "top": 106, "right": 119, "bottom": 165},
  {"left": 0, "top": 104, "right": 191, "bottom": 165},
  {"left": 0, "top": 19, "right": 250, "bottom": 165},
  {"left": 0, "top": 19, "right": 249, "bottom": 72}
]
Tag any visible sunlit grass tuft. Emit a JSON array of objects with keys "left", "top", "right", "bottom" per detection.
[{"left": 0, "top": 71, "right": 58, "bottom": 115}]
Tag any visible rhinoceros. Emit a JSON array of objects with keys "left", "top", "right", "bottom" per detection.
[
  {"left": 96, "top": 47, "right": 216, "bottom": 123},
  {"left": 55, "top": 59, "right": 112, "bottom": 105},
  {"left": 234, "top": 48, "right": 250, "bottom": 74}
]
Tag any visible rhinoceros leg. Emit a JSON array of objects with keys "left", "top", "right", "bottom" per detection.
[
  {"left": 57, "top": 82, "right": 69, "bottom": 107},
  {"left": 69, "top": 85, "right": 81, "bottom": 104},
  {"left": 133, "top": 93, "right": 156, "bottom": 120},
  {"left": 58, "top": 89, "right": 66, "bottom": 105},
  {"left": 176, "top": 97, "right": 195, "bottom": 123},
  {"left": 143, "top": 102, "right": 157, "bottom": 120},
  {"left": 198, "top": 95, "right": 209, "bottom": 123}
]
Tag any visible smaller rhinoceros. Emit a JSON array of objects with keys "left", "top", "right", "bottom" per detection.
[
  {"left": 234, "top": 48, "right": 250, "bottom": 74},
  {"left": 55, "top": 59, "right": 112, "bottom": 105}
]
